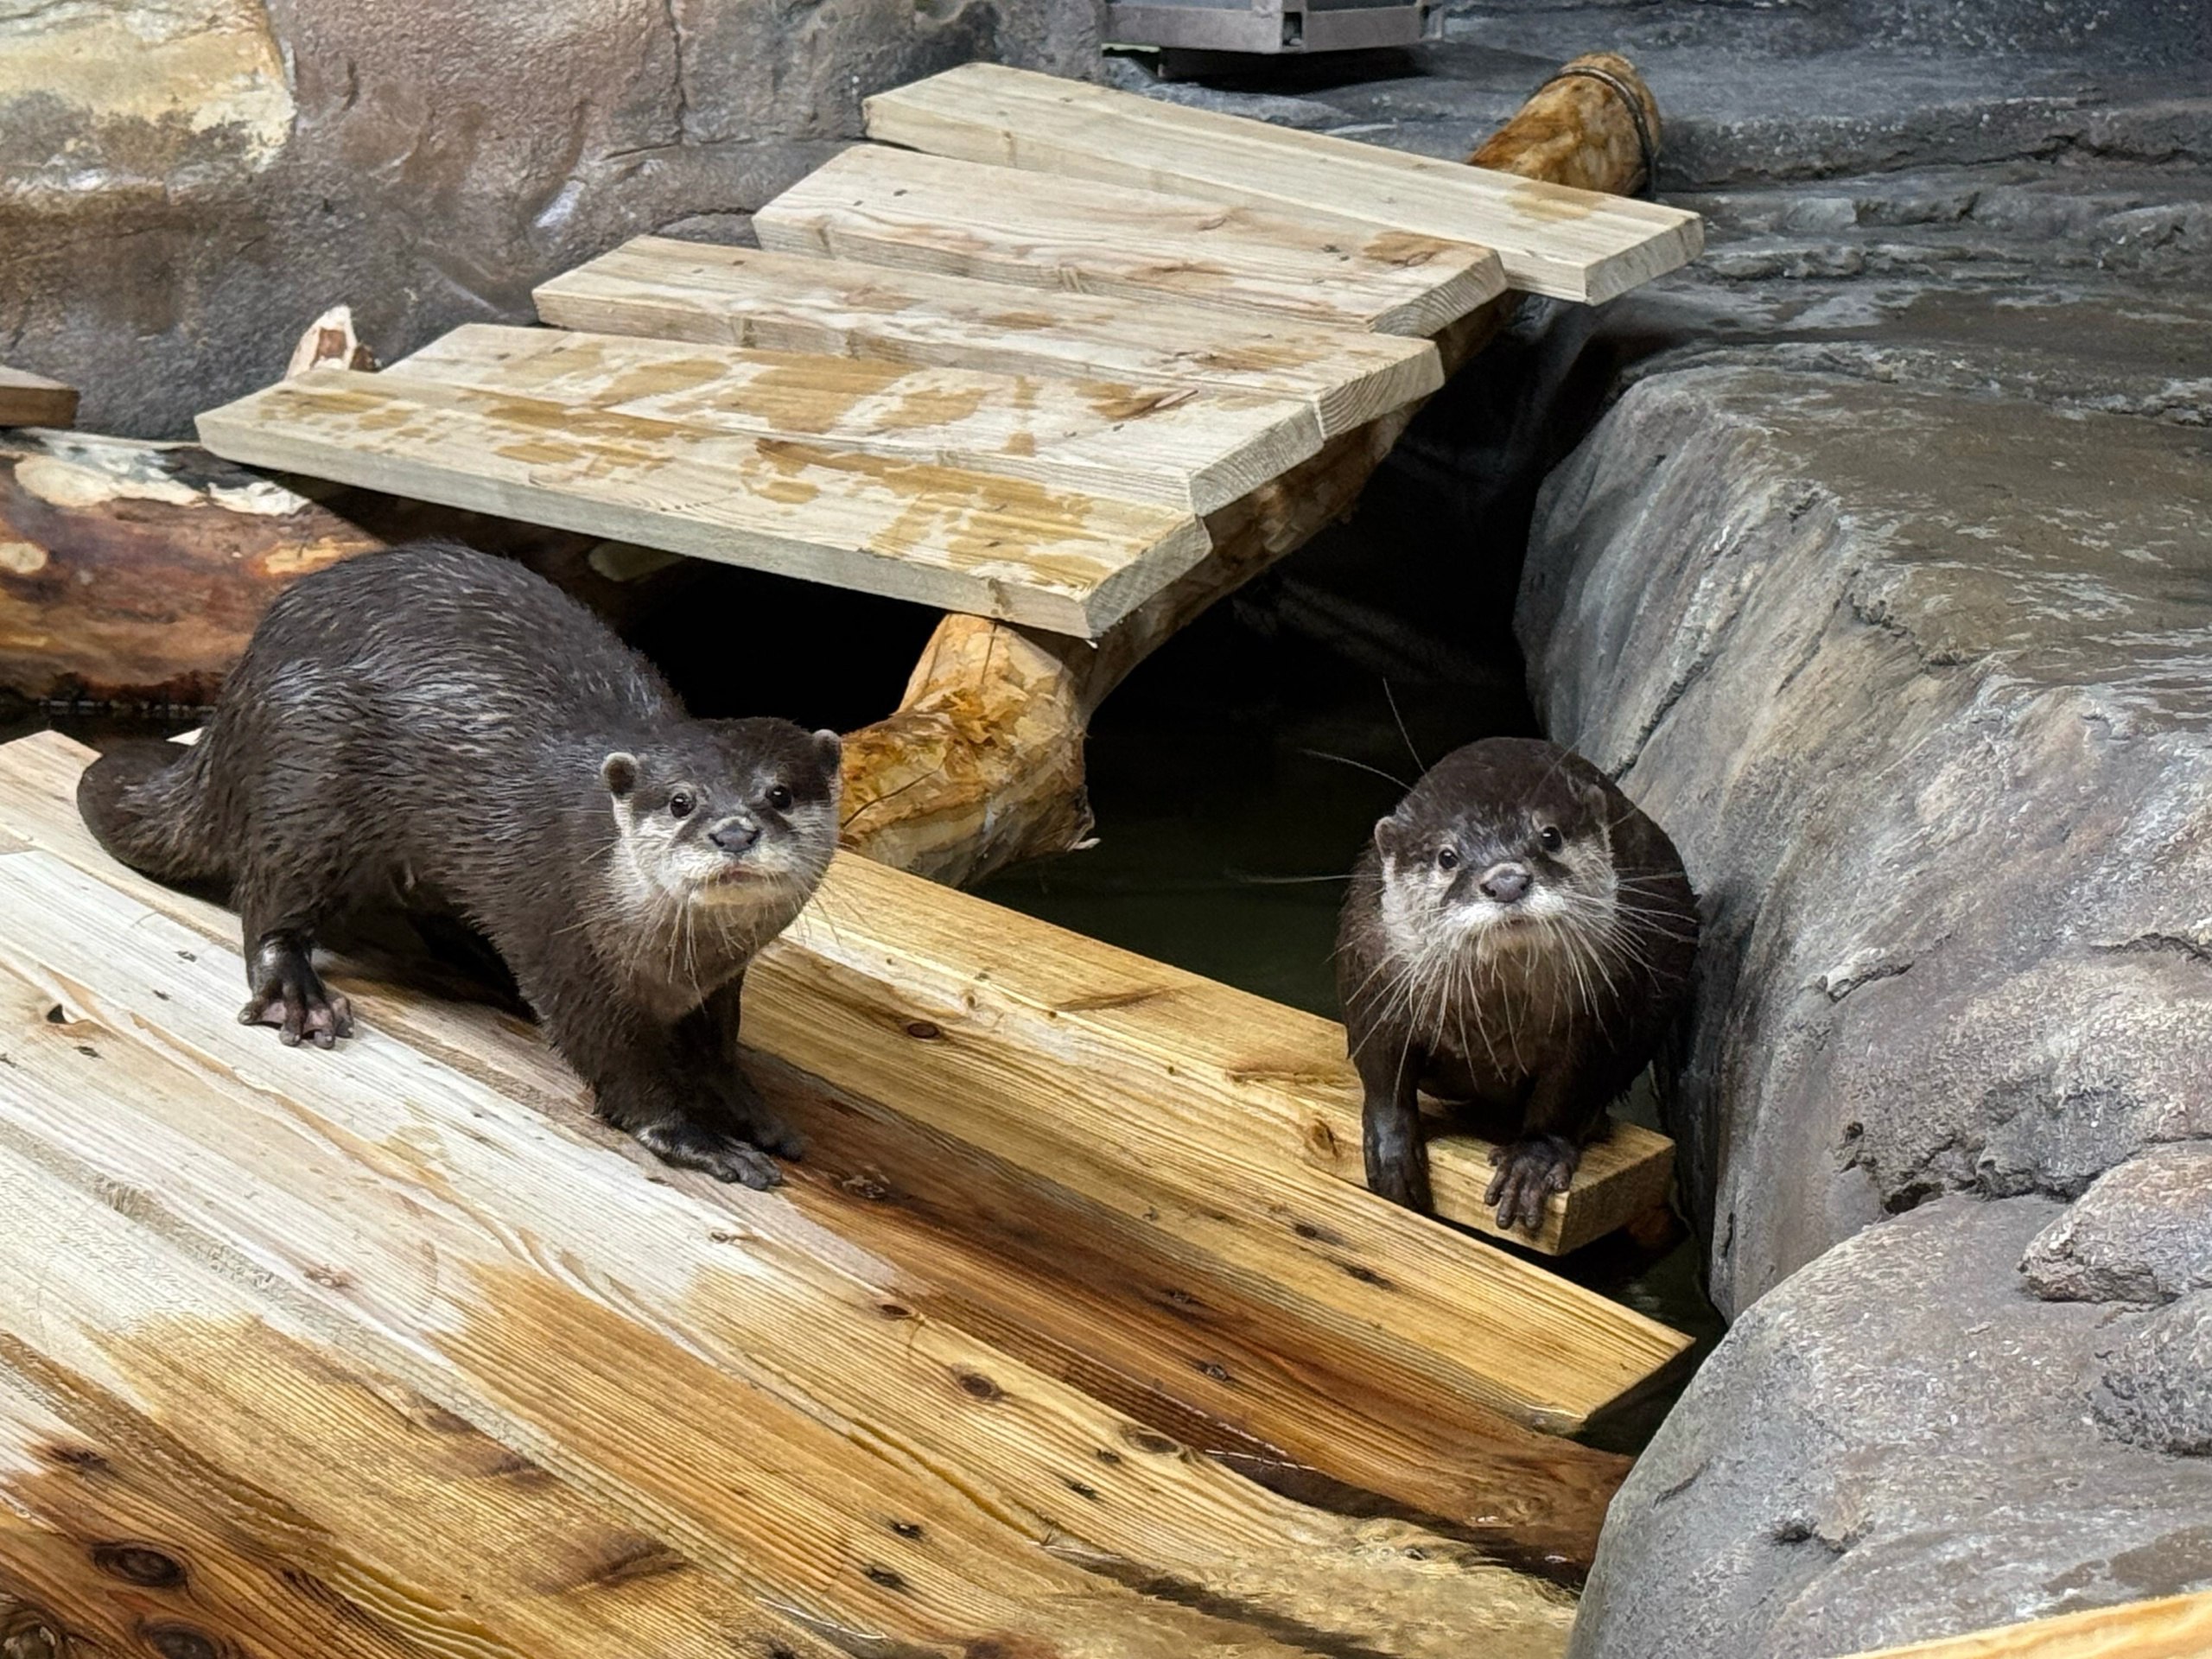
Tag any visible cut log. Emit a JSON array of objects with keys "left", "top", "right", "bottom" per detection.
[
  {"left": 1836, "top": 1592, "right": 2212, "bottom": 1658},
  {"left": 283, "top": 302, "right": 377, "bottom": 377},
  {"left": 0, "top": 369, "right": 77, "bottom": 430},
  {"left": 755, "top": 143, "right": 1505, "bottom": 335},
  {"left": 1467, "top": 52, "right": 1663, "bottom": 196},
  {"left": 863, "top": 61, "right": 1702, "bottom": 304},
  {"left": 393, "top": 323, "right": 1323, "bottom": 515},
  {"left": 197, "top": 369, "right": 1214, "bottom": 638},
  {"left": 534, "top": 238, "right": 1445, "bottom": 441},
  {"left": 0, "top": 430, "right": 383, "bottom": 705}
]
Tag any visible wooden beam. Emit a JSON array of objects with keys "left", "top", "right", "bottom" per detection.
[
  {"left": 196, "top": 368, "right": 1215, "bottom": 639},
  {"left": 534, "top": 238, "right": 1444, "bottom": 442},
  {"left": 1836, "top": 1592, "right": 2212, "bottom": 1658},
  {"left": 755, "top": 143, "right": 1505, "bottom": 335},
  {"left": 393, "top": 323, "right": 1323, "bottom": 516},
  {"left": 0, "top": 368, "right": 77, "bottom": 430},
  {"left": 863, "top": 62, "right": 1703, "bottom": 304}
]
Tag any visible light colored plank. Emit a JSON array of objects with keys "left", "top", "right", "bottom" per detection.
[
  {"left": 757, "top": 143, "right": 1503, "bottom": 336},
  {"left": 0, "top": 365, "right": 79, "bottom": 429},
  {"left": 863, "top": 62, "right": 1704, "bottom": 305},
  {"left": 1838, "top": 1594, "right": 2212, "bottom": 1659},
  {"left": 394, "top": 323, "right": 1322, "bottom": 516},
  {"left": 535, "top": 238, "right": 1444, "bottom": 442},
  {"left": 0, "top": 730, "right": 1632, "bottom": 1579},
  {"left": 196, "top": 368, "right": 1214, "bottom": 638}
]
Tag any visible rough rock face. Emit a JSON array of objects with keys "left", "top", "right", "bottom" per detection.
[
  {"left": 1572, "top": 1198, "right": 2212, "bottom": 1659},
  {"left": 2023, "top": 1143, "right": 2212, "bottom": 1306},
  {"left": 0, "top": 0, "right": 1101, "bottom": 438}
]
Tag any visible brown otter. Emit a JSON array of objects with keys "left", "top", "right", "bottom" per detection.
[
  {"left": 1335, "top": 736, "right": 1698, "bottom": 1232},
  {"left": 77, "top": 539, "right": 842, "bottom": 1188}
]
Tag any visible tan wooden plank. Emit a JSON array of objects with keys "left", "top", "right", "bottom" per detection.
[
  {"left": 535, "top": 238, "right": 1443, "bottom": 442},
  {"left": 863, "top": 63, "right": 1705, "bottom": 305},
  {"left": 0, "top": 841, "right": 1578, "bottom": 1656},
  {"left": 1835, "top": 1595, "right": 2212, "bottom": 1659},
  {"left": 196, "top": 368, "right": 1213, "bottom": 638},
  {"left": 757, "top": 143, "right": 1504, "bottom": 336},
  {"left": 0, "top": 365, "right": 78, "bottom": 429},
  {"left": 0, "top": 730, "right": 1631, "bottom": 1580},
  {"left": 394, "top": 323, "right": 1322, "bottom": 516}
]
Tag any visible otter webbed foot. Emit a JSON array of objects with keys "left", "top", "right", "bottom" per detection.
[
  {"left": 1486, "top": 1134, "right": 1579, "bottom": 1233},
  {"left": 240, "top": 936, "right": 353, "bottom": 1050},
  {"left": 711, "top": 1068, "right": 805, "bottom": 1163},
  {"left": 632, "top": 1117, "right": 787, "bottom": 1189}
]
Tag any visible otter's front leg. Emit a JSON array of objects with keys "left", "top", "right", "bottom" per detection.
[
  {"left": 1487, "top": 1066, "right": 1605, "bottom": 1234},
  {"left": 239, "top": 931, "right": 354, "bottom": 1050},
  {"left": 1357, "top": 1039, "right": 1432, "bottom": 1213},
  {"left": 680, "top": 975, "right": 804, "bottom": 1162}
]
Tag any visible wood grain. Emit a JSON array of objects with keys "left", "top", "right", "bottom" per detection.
[
  {"left": 196, "top": 368, "right": 1215, "bottom": 638},
  {"left": 755, "top": 143, "right": 1504, "bottom": 335},
  {"left": 533, "top": 238, "right": 1443, "bottom": 441},
  {"left": 863, "top": 62, "right": 1703, "bottom": 303},
  {"left": 0, "top": 368, "right": 77, "bottom": 430},
  {"left": 394, "top": 323, "right": 1322, "bottom": 515},
  {"left": 1835, "top": 1594, "right": 2212, "bottom": 1659}
]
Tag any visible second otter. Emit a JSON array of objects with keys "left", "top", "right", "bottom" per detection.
[{"left": 1336, "top": 737, "right": 1698, "bottom": 1232}]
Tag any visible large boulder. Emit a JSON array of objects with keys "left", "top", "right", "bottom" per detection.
[{"left": 1571, "top": 1196, "right": 2212, "bottom": 1659}]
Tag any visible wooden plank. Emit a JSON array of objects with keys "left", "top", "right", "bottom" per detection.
[
  {"left": 196, "top": 368, "right": 1214, "bottom": 638},
  {"left": 1837, "top": 1594, "right": 2212, "bottom": 1659},
  {"left": 394, "top": 323, "right": 1322, "bottom": 516},
  {"left": 0, "top": 837, "right": 1580, "bottom": 1654},
  {"left": 862, "top": 62, "right": 1705, "bottom": 304},
  {"left": 0, "top": 731, "right": 1632, "bottom": 1581},
  {"left": 0, "top": 366, "right": 78, "bottom": 429},
  {"left": 756, "top": 143, "right": 1504, "bottom": 336},
  {"left": 534, "top": 238, "right": 1443, "bottom": 442}
]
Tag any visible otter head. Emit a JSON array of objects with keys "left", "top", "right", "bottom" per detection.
[
  {"left": 1372, "top": 738, "right": 1619, "bottom": 958},
  {"left": 601, "top": 718, "right": 843, "bottom": 911}
]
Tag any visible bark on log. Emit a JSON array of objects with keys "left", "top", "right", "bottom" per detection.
[{"left": 838, "top": 54, "right": 1665, "bottom": 886}]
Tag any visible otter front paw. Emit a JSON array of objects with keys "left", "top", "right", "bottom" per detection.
[
  {"left": 1486, "top": 1135, "right": 1579, "bottom": 1234},
  {"left": 632, "top": 1118, "right": 787, "bottom": 1189},
  {"left": 240, "top": 938, "right": 353, "bottom": 1050},
  {"left": 712, "top": 1070, "right": 805, "bottom": 1161},
  {"left": 1363, "top": 1113, "right": 1433, "bottom": 1213}
]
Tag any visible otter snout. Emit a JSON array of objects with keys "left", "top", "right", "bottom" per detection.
[
  {"left": 1478, "top": 862, "right": 1532, "bottom": 905},
  {"left": 709, "top": 815, "right": 761, "bottom": 855}
]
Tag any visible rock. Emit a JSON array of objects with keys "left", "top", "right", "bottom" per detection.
[
  {"left": 1570, "top": 1197, "right": 2212, "bottom": 1659},
  {"left": 2024, "top": 1143, "right": 2212, "bottom": 1306},
  {"left": 2094, "top": 1294, "right": 2212, "bottom": 1457},
  {"left": 1517, "top": 363, "right": 2212, "bottom": 1316}
]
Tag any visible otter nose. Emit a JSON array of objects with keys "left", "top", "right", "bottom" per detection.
[
  {"left": 709, "top": 816, "right": 760, "bottom": 855},
  {"left": 1478, "top": 863, "right": 1532, "bottom": 905}
]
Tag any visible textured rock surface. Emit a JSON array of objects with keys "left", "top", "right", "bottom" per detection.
[
  {"left": 0, "top": 0, "right": 1101, "bottom": 437},
  {"left": 2094, "top": 1293, "right": 2212, "bottom": 1458},
  {"left": 1573, "top": 1198, "right": 2212, "bottom": 1659},
  {"left": 2024, "top": 1143, "right": 2212, "bottom": 1306}
]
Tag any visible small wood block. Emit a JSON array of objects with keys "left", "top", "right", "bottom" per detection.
[
  {"left": 756, "top": 143, "right": 1504, "bottom": 336},
  {"left": 196, "top": 367, "right": 1214, "bottom": 638},
  {"left": 393, "top": 323, "right": 1323, "bottom": 515},
  {"left": 863, "top": 62, "right": 1704, "bottom": 305},
  {"left": 0, "top": 366, "right": 79, "bottom": 429}
]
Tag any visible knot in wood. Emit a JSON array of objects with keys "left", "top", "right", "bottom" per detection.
[
  {"left": 92, "top": 1543, "right": 186, "bottom": 1588},
  {"left": 137, "top": 1624, "right": 225, "bottom": 1659}
]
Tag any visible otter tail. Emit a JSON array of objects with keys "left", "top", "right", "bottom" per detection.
[{"left": 76, "top": 739, "right": 227, "bottom": 886}]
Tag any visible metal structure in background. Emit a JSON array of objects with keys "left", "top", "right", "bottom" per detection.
[{"left": 1106, "top": 0, "right": 1441, "bottom": 57}]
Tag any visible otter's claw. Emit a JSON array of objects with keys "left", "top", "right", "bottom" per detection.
[
  {"left": 634, "top": 1119, "right": 787, "bottom": 1189},
  {"left": 240, "top": 938, "right": 353, "bottom": 1050},
  {"left": 1486, "top": 1135, "right": 1579, "bottom": 1234}
]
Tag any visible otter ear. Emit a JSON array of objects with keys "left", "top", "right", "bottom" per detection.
[
  {"left": 810, "top": 728, "right": 843, "bottom": 776},
  {"left": 1373, "top": 810, "right": 1405, "bottom": 859},
  {"left": 601, "top": 752, "right": 639, "bottom": 798}
]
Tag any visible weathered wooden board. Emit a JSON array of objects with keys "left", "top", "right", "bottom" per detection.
[
  {"left": 394, "top": 323, "right": 1321, "bottom": 516},
  {"left": 1837, "top": 1594, "right": 2212, "bottom": 1659},
  {"left": 196, "top": 369, "right": 1214, "bottom": 638},
  {"left": 0, "top": 366, "right": 78, "bottom": 429},
  {"left": 0, "top": 730, "right": 1643, "bottom": 1576},
  {"left": 534, "top": 238, "right": 1444, "bottom": 441},
  {"left": 756, "top": 143, "right": 1505, "bottom": 335},
  {"left": 0, "top": 841, "right": 1580, "bottom": 1656},
  {"left": 864, "top": 62, "right": 1704, "bottom": 304}
]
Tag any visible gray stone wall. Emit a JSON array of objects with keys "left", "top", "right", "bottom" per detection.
[{"left": 0, "top": 0, "right": 1102, "bottom": 438}]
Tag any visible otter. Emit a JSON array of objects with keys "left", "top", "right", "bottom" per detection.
[
  {"left": 1335, "top": 737, "right": 1698, "bottom": 1233},
  {"left": 77, "top": 539, "right": 842, "bottom": 1189}
]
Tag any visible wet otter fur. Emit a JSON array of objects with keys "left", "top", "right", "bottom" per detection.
[
  {"left": 78, "top": 539, "right": 842, "bottom": 1188},
  {"left": 1336, "top": 737, "right": 1698, "bottom": 1232}
]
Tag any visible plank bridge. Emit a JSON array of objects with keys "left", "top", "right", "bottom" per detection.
[{"left": 1, "top": 63, "right": 1716, "bottom": 1659}]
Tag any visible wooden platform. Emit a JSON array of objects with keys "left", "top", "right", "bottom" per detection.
[
  {"left": 0, "top": 729, "right": 1696, "bottom": 1656},
  {"left": 0, "top": 365, "right": 77, "bottom": 429}
]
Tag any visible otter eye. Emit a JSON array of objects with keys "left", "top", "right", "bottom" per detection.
[
  {"left": 1436, "top": 847, "right": 1459, "bottom": 871},
  {"left": 766, "top": 784, "right": 793, "bottom": 812},
  {"left": 669, "top": 790, "right": 696, "bottom": 819},
  {"left": 1539, "top": 825, "right": 1564, "bottom": 853}
]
